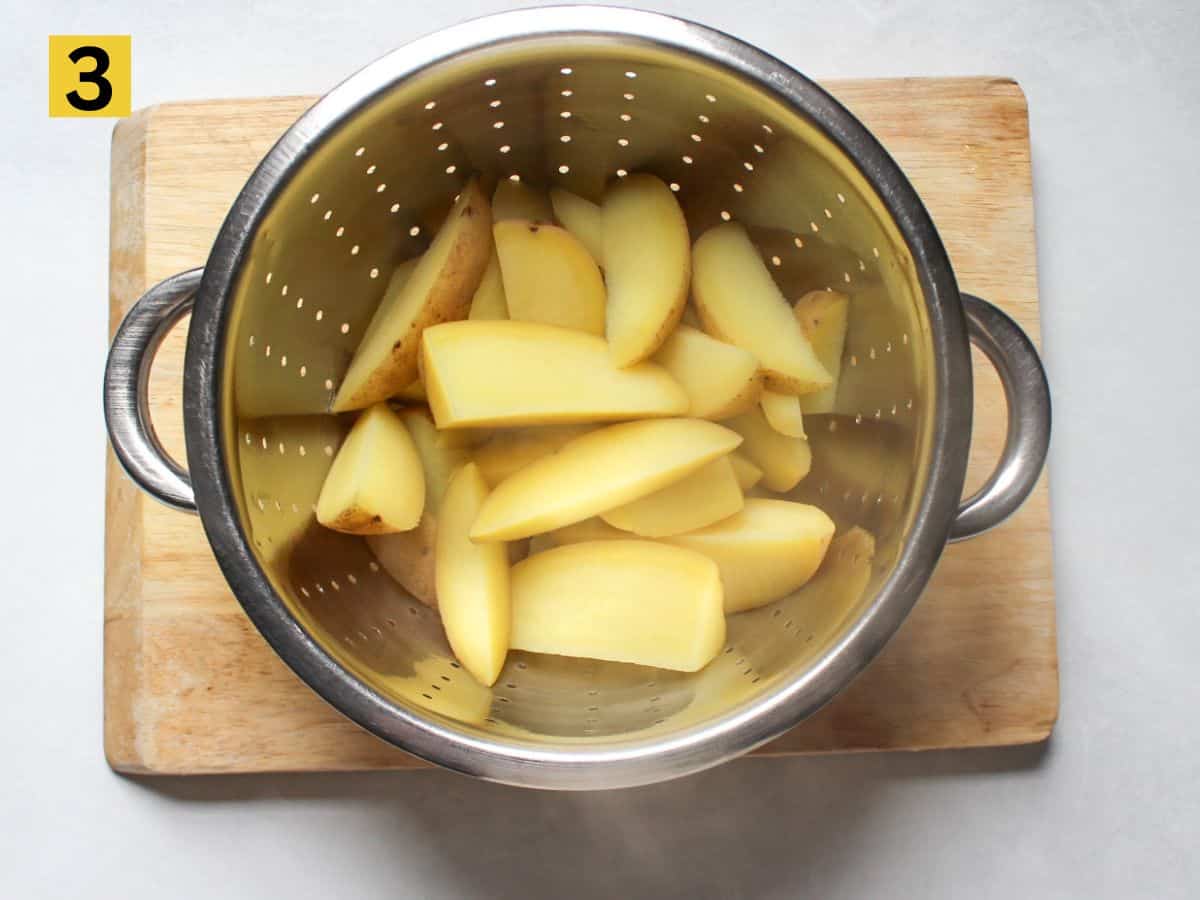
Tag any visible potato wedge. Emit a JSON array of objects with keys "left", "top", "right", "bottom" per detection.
[
  {"left": 725, "top": 406, "right": 811, "bottom": 492},
  {"left": 332, "top": 180, "right": 491, "bottom": 411},
  {"left": 470, "top": 418, "right": 741, "bottom": 541},
  {"left": 652, "top": 324, "right": 762, "bottom": 420},
  {"left": 473, "top": 425, "right": 595, "bottom": 486},
  {"left": 436, "top": 463, "right": 510, "bottom": 686},
  {"left": 602, "top": 456, "right": 743, "bottom": 538},
  {"left": 510, "top": 540, "right": 725, "bottom": 672},
  {"left": 365, "top": 408, "right": 471, "bottom": 606},
  {"left": 666, "top": 499, "right": 835, "bottom": 613},
  {"left": 693, "top": 222, "right": 831, "bottom": 394},
  {"left": 400, "top": 408, "right": 471, "bottom": 507},
  {"left": 761, "top": 390, "right": 806, "bottom": 438},
  {"left": 602, "top": 174, "right": 690, "bottom": 366},
  {"left": 549, "top": 187, "right": 604, "bottom": 266},
  {"left": 493, "top": 220, "right": 606, "bottom": 335},
  {"left": 468, "top": 251, "right": 508, "bottom": 321},
  {"left": 545, "top": 516, "right": 627, "bottom": 546},
  {"left": 728, "top": 451, "right": 764, "bottom": 491},
  {"left": 492, "top": 179, "right": 553, "bottom": 222},
  {"left": 421, "top": 320, "right": 688, "bottom": 428},
  {"left": 794, "top": 290, "right": 850, "bottom": 414},
  {"left": 545, "top": 500, "right": 833, "bottom": 612},
  {"left": 316, "top": 403, "right": 425, "bottom": 534},
  {"left": 369, "top": 503, "right": 523, "bottom": 609},
  {"left": 362, "top": 257, "right": 419, "bottom": 368},
  {"left": 366, "top": 514, "right": 438, "bottom": 606}
]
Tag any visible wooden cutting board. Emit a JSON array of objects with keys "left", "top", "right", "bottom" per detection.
[{"left": 105, "top": 77, "right": 1057, "bottom": 774}]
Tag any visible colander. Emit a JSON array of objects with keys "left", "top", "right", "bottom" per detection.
[{"left": 103, "top": 6, "right": 1051, "bottom": 789}]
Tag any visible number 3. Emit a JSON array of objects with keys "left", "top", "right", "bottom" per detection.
[{"left": 66, "top": 45, "right": 113, "bottom": 112}]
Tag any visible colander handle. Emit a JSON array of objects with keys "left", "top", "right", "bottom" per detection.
[
  {"left": 103, "top": 269, "right": 202, "bottom": 514},
  {"left": 950, "top": 293, "right": 1051, "bottom": 541}
]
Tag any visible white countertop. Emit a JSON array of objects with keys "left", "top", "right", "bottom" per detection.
[{"left": 2, "top": 1, "right": 1197, "bottom": 897}]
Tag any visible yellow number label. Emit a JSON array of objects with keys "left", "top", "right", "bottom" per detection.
[{"left": 49, "top": 35, "right": 131, "bottom": 117}]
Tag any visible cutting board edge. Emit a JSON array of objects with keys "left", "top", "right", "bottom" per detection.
[{"left": 105, "top": 109, "right": 153, "bottom": 774}]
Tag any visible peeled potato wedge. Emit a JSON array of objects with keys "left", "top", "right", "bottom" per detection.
[
  {"left": 364, "top": 408, "right": 470, "bottom": 605},
  {"left": 602, "top": 456, "right": 744, "bottom": 538},
  {"left": 468, "top": 251, "right": 508, "bottom": 321},
  {"left": 545, "top": 516, "right": 627, "bottom": 546},
  {"left": 794, "top": 290, "right": 850, "bottom": 414},
  {"left": 510, "top": 540, "right": 726, "bottom": 672},
  {"left": 421, "top": 320, "right": 688, "bottom": 428},
  {"left": 470, "top": 418, "right": 741, "bottom": 541},
  {"left": 493, "top": 220, "right": 606, "bottom": 335},
  {"left": 728, "top": 451, "right": 764, "bottom": 491},
  {"left": 652, "top": 324, "right": 763, "bottom": 420},
  {"left": 316, "top": 404, "right": 425, "bottom": 534},
  {"left": 544, "top": 499, "right": 832, "bottom": 612},
  {"left": 761, "top": 390, "right": 807, "bottom": 438},
  {"left": 436, "top": 463, "right": 510, "bottom": 686},
  {"left": 473, "top": 425, "right": 595, "bottom": 486},
  {"left": 693, "top": 222, "right": 831, "bottom": 395},
  {"left": 602, "top": 174, "right": 691, "bottom": 366},
  {"left": 666, "top": 499, "right": 835, "bottom": 613},
  {"left": 493, "top": 179, "right": 553, "bottom": 222},
  {"left": 400, "top": 408, "right": 471, "bottom": 507},
  {"left": 370, "top": 504, "right": 523, "bottom": 611},
  {"left": 332, "top": 179, "right": 492, "bottom": 411},
  {"left": 725, "top": 406, "right": 812, "bottom": 492},
  {"left": 549, "top": 187, "right": 604, "bottom": 266}
]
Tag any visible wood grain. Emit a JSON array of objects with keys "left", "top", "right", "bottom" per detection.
[{"left": 105, "top": 77, "right": 1056, "bottom": 774}]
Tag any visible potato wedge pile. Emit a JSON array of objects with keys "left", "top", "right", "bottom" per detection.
[{"left": 315, "top": 174, "right": 851, "bottom": 686}]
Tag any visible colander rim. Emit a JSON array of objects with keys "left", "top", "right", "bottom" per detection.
[{"left": 183, "top": 4, "right": 971, "bottom": 790}]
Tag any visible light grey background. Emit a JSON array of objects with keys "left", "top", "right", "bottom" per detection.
[{"left": 2, "top": 1, "right": 1197, "bottom": 897}]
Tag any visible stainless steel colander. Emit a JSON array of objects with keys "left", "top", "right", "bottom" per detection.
[{"left": 103, "top": 6, "right": 1050, "bottom": 789}]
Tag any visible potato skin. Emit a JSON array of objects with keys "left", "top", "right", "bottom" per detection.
[
  {"left": 333, "top": 179, "right": 493, "bottom": 411},
  {"left": 321, "top": 507, "right": 391, "bottom": 535},
  {"left": 368, "top": 514, "right": 438, "bottom": 607}
]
